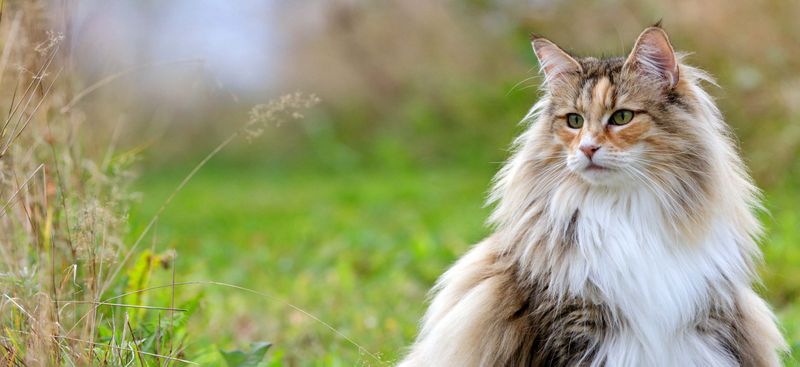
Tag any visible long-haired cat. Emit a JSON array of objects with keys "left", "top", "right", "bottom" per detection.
[{"left": 398, "top": 26, "right": 786, "bottom": 366}]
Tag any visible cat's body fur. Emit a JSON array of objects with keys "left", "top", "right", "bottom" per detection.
[{"left": 399, "top": 27, "right": 786, "bottom": 366}]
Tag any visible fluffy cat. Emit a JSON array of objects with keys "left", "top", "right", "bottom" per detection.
[{"left": 398, "top": 26, "right": 786, "bottom": 366}]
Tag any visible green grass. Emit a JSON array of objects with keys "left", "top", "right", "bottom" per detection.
[
  {"left": 762, "top": 185, "right": 800, "bottom": 365},
  {"left": 131, "top": 161, "right": 800, "bottom": 366},
  {"left": 130, "top": 163, "right": 498, "bottom": 365}
]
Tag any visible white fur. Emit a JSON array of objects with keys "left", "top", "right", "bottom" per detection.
[{"left": 548, "top": 185, "right": 743, "bottom": 366}]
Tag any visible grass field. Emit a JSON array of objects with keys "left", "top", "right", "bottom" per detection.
[
  {"left": 130, "top": 162, "right": 496, "bottom": 365},
  {"left": 130, "top": 160, "right": 800, "bottom": 366}
]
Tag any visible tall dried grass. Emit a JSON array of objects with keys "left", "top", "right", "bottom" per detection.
[
  {"left": 0, "top": 4, "right": 191, "bottom": 364},
  {"left": 0, "top": 5, "right": 325, "bottom": 365}
]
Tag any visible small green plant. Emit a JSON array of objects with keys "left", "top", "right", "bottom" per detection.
[{"left": 221, "top": 342, "right": 272, "bottom": 367}]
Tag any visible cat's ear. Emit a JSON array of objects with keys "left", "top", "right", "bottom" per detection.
[
  {"left": 624, "top": 26, "right": 679, "bottom": 88},
  {"left": 531, "top": 35, "right": 582, "bottom": 86}
]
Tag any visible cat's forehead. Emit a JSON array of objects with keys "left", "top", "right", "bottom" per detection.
[
  {"left": 576, "top": 56, "right": 626, "bottom": 80},
  {"left": 548, "top": 56, "right": 652, "bottom": 111}
]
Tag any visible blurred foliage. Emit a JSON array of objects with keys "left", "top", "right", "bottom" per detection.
[
  {"left": 253, "top": 0, "right": 800, "bottom": 185},
  {"left": 121, "top": 1, "right": 800, "bottom": 365}
]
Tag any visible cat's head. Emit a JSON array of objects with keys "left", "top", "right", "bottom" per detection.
[
  {"left": 491, "top": 26, "right": 760, "bottom": 253},
  {"left": 530, "top": 26, "right": 707, "bottom": 187}
]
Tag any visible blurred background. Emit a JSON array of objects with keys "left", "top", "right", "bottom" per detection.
[{"left": 33, "top": 0, "right": 800, "bottom": 364}]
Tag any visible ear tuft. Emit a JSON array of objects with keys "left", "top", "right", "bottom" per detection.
[
  {"left": 531, "top": 36, "right": 582, "bottom": 86},
  {"left": 652, "top": 19, "right": 663, "bottom": 28},
  {"left": 624, "top": 27, "right": 679, "bottom": 88}
]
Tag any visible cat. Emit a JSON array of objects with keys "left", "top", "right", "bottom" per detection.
[{"left": 398, "top": 25, "right": 787, "bottom": 366}]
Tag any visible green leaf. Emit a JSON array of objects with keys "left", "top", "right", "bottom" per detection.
[
  {"left": 123, "top": 250, "right": 156, "bottom": 324},
  {"left": 221, "top": 342, "right": 272, "bottom": 367}
]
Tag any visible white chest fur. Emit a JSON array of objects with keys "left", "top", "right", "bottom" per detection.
[{"left": 552, "top": 187, "right": 748, "bottom": 366}]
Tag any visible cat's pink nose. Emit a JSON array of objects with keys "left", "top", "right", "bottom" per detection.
[{"left": 580, "top": 144, "right": 600, "bottom": 160}]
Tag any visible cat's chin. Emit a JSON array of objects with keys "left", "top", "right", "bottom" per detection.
[{"left": 575, "top": 164, "right": 624, "bottom": 186}]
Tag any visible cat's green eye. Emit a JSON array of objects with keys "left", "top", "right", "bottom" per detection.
[
  {"left": 566, "top": 113, "right": 584, "bottom": 129},
  {"left": 609, "top": 110, "right": 634, "bottom": 125}
]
